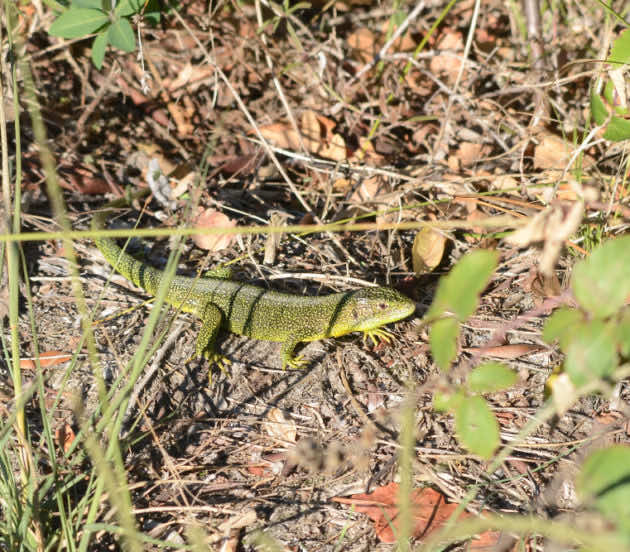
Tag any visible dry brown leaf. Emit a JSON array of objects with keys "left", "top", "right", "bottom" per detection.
[
  {"left": 258, "top": 122, "right": 301, "bottom": 151},
  {"left": 412, "top": 227, "right": 447, "bottom": 275},
  {"left": 192, "top": 209, "right": 237, "bottom": 252},
  {"left": 490, "top": 174, "right": 519, "bottom": 193},
  {"left": 347, "top": 27, "right": 377, "bottom": 63},
  {"left": 319, "top": 131, "right": 347, "bottom": 161},
  {"left": 333, "top": 482, "right": 500, "bottom": 546},
  {"left": 65, "top": 167, "right": 110, "bottom": 195},
  {"left": 379, "top": 20, "right": 416, "bottom": 51},
  {"left": 350, "top": 176, "right": 382, "bottom": 204},
  {"left": 430, "top": 31, "right": 464, "bottom": 84},
  {"left": 20, "top": 351, "right": 72, "bottom": 370},
  {"left": 165, "top": 62, "right": 215, "bottom": 93},
  {"left": 301, "top": 110, "right": 346, "bottom": 161},
  {"left": 506, "top": 201, "right": 583, "bottom": 276},
  {"left": 265, "top": 407, "right": 297, "bottom": 443},
  {"left": 55, "top": 422, "right": 76, "bottom": 454},
  {"left": 349, "top": 137, "right": 385, "bottom": 165},
  {"left": 466, "top": 344, "right": 544, "bottom": 360},
  {"left": 533, "top": 133, "right": 595, "bottom": 170},
  {"left": 258, "top": 111, "right": 347, "bottom": 160},
  {"left": 457, "top": 142, "right": 484, "bottom": 166}
]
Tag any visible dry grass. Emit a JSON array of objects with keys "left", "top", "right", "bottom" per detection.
[{"left": 2, "top": 0, "right": 630, "bottom": 550}]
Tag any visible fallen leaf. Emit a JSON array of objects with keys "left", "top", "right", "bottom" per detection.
[
  {"left": 412, "top": 227, "right": 447, "bottom": 274},
  {"left": 506, "top": 201, "right": 583, "bottom": 276},
  {"left": 533, "top": 133, "right": 595, "bottom": 170},
  {"left": 430, "top": 31, "right": 464, "bottom": 84},
  {"left": 466, "top": 344, "right": 545, "bottom": 360},
  {"left": 20, "top": 351, "right": 72, "bottom": 370},
  {"left": 55, "top": 422, "right": 76, "bottom": 454},
  {"left": 257, "top": 110, "right": 347, "bottom": 161},
  {"left": 192, "top": 209, "right": 237, "bottom": 252},
  {"left": 65, "top": 167, "right": 111, "bottom": 195},
  {"left": 457, "top": 142, "right": 484, "bottom": 166},
  {"left": 333, "top": 482, "right": 500, "bottom": 546},
  {"left": 258, "top": 122, "right": 301, "bottom": 151},
  {"left": 265, "top": 407, "right": 297, "bottom": 443},
  {"left": 347, "top": 27, "right": 377, "bottom": 63},
  {"left": 490, "top": 174, "right": 519, "bottom": 193},
  {"left": 350, "top": 176, "right": 382, "bottom": 204},
  {"left": 349, "top": 137, "right": 385, "bottom": 165}
]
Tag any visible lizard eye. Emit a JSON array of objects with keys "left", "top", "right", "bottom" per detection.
[{"left": 379, "top": 302, "right": 388, "bottom": 310}]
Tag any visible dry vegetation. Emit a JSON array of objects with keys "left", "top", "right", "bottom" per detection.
[{"left": 3, "top": 0, "right": 630, "bottom": 550}]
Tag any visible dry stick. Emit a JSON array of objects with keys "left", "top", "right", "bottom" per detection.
[
  {"left": 167, "top": 3, "right": 370, "bottom": 271},
  {"left": 522, "top": 0, "right": 549, "bottom": 126},
  {"left": 432, "top": 0, "right": 481, "bottom": 159},
  {"left": 348, "top": 0, "right": 426, "bottom": 86},
  {"left": 519, "top": 0, "right": 551, "bottom": 195},
  {"left": 168, "top": 4, "right": 311, "bottom": 216},
  {"left": 76, "top": 62, "right": 118, "bottom": 134},
  {"left": 251, "top": 0, "right": 359, "bottom": 267}
]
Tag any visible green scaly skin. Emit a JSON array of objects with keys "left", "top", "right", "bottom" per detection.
[{"left": 91, "top": 189, "right": 416, "bottom": 368}]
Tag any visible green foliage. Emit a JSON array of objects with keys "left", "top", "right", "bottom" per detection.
[
  {"left": 426, "top": 250, "right": 507, "bottom": 458},
  {"left": 427, "top": 249, "right": 498, "bottom": 322},
  {"left": 48, "top": 0, "right": 164, "bottom": 69},
  {"left": 429, "top": 317, "right": 459, "bottom": 370},
  {"left": 468, "top": 362, "right": 517, "bottom": 393},
  {"left": 542, "top": 307, "right": 584, "bottom": 349},
  {"left": 427, "top": 249, "right": 498, "bottom": 372},
  {"left": 543, "top": 236, "right": 630, "bottom": 389},
  {"left": 578, "top": 445, "right": 630, "bottom": 537},
  {"left": 590, "top": 27, "right": 630, "bottom": 141},
  {"left": 572, "top": 236, "right": 630, "bottom": 318},
  {"left": 544, "top": 235, "right": 630, "bottom": 540},
  {"left": 564, "top": 320, "right": 617, "bottom": 387},
  {"left": 454, "top": 395, "right": 500, "bottom": 460},
  {"left": 433, "top": 362, "right": 515, "bottom": 459}
]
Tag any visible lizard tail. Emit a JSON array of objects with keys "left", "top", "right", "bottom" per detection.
[{"left": 91, "top": 188, "right": 162, "bottom": 296}]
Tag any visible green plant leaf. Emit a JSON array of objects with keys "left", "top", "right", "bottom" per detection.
[
  {"left": 433, "top": 390, "right": 464, "bottom": 412},
  {"left": 467, "top": 362, "right": 517, "bottom": 394},
  {"left": 115, "top": 0, "right": 142, "bottom": 17},
  {"left": 91, "top": 31, "right": 108, "bottom": 69},
  {"left": 454, "top": 395, "right": 499, "bottom": 459},
  {"left": 430, "top": 317, "right": 459, "bottom": 371},
  {"left": 609, "top": 29, "right": 630, "bottom": 66},
  {"left": 49, "top": 7, "right": 109, "bottom": 38},
  {"left": 591, "top": 91, "right": 630, "bottom": 141},
  {"left": 543, "top": 307, "right": 585, "bottom": 350},
  {"left": 572, "top": 236, "right": 630, "bottom": 318},
  {"left": 616, "top": 309, "right": 630, "bottom": 357},
  {"left": 427, "top": 250, "right": 498, "bottom": 321},
  {"left": 577, "top": 445, "right": 630, "bottom": 535},
  {"left": 565, "top": 320, "right": 617, "bottom": 387},
  {"left": 72, "top": 0, "right": 104, "bottom": 9},
  {"left": 108, "top": 17, "right": 135, "bottom": 52}
]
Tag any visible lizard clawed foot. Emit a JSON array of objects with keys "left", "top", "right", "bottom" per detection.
[
  {"left": 284, "top": 354, "right": 308, "bottom": 370},
  {"left": 363, "top": 328, "right": 394, "bottom": 346}
]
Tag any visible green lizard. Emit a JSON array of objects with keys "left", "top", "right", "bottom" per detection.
[{"left": 91, "top": 189, "right": 415, "bottom": 369}]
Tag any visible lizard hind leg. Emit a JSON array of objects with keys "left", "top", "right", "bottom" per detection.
[
  {"left": 196, "top": 303, "right": 231, "bottom": 375},
  {"left": 280, "top": 338, "right": 309, "bottom": 370}
]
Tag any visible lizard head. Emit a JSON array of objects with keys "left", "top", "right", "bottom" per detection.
[{"left": 331, "top": 287, "right": 415, "bottom": 336}]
